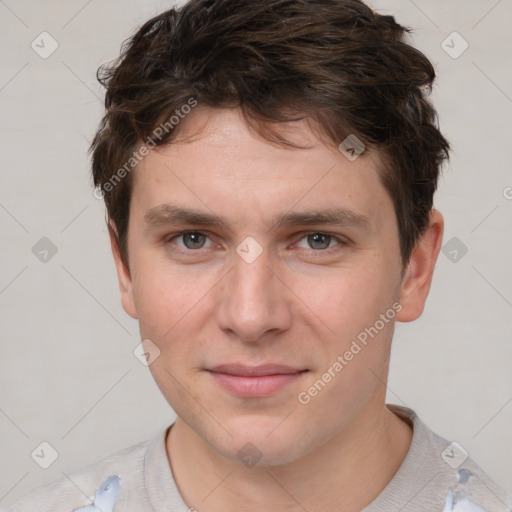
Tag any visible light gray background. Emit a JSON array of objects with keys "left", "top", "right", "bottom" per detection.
[{"left": 0, "top": 0, "right": 511, "bottom": 506}]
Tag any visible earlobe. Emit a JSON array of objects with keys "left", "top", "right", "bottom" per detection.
[
  {"left": 108, "top": 222, "right": 138, "bottom": 319},
  {"left": 396, "top": 209, "right": 444, "bottom": 322}
]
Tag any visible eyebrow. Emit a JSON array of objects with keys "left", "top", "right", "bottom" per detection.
[{"left": 143, "top": 203, "right": 371, "bottom": 233}]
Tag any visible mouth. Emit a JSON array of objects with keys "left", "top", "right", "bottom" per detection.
[{"left": 206, "top": 364, "right": 309, "bottom": 397}]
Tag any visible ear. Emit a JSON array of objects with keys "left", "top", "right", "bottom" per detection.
[
  {"left": 396, "top": 209, "right": 444, "bottom": 322},
  {"left": 108, "top": 222, "right": 138, "bottom": 319}
]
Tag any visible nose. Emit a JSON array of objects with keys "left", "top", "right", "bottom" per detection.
[{"left": 215, "top": 245, "right": 293, "bottom": 343}]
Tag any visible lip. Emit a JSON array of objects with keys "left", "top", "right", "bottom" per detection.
[{"left": 206, "top": 364, "right": 308, "bottom": 397}]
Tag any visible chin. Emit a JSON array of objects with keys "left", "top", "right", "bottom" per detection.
[{"left": 206, "top": 415, "right": 314, "bottom": 468}]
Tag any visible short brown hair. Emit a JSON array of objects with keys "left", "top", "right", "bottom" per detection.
[{"left": 90, "top": 0, "right": 450, "bottom": 268}]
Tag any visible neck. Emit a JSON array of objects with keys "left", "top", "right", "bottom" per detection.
[{"left": 166, "top": 402, "right": 412, "bottom": 512}]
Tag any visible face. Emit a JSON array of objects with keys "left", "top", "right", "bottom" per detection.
[{"left": 111, "top": 106, "right": 440, "bottom": 466}]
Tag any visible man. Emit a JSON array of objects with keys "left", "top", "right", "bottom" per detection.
[{"left": 4, "top": 0, "right": 511, "bottom": 511}]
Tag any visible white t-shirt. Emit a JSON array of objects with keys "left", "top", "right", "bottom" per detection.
[{"left": 3, "top": 405, "right": 511, "bottom": 512}]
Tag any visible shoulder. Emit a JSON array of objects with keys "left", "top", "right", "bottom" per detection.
[
  {"left": 1, "top": 434, "right": 156, "bottom": 512},
  {"left": 384, "top": 405, "right": 512, "bottom": 512}
]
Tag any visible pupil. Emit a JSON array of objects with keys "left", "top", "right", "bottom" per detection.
[
  {"left": 310, "top": 233, "right": 329, "bottom": 249},
  {"left": 185, "top": 232, "right": 204, "bottom": 249}
]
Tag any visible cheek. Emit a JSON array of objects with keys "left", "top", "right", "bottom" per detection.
[
  {"left": 131, "top": 261, "right": 191, "bottom": 340},
  {"left": 306, "top": 261, "right": 397, "bottom": 341},
  {"left": 314, "top": 261, "right": 399, "bottom": 388},
  {"left": 131, "top": 257, "right": 215, "bottom": 364}
]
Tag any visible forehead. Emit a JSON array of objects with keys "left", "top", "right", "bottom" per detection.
[
  {"left": 131, "top": 107, "right": 392, "bottom": 231},
  {"left": 172, "top": 106, "right": 327, "bottom": 148}
]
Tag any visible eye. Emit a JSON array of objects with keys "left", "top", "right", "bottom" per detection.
[
  {"left": 105, "top": 484, "right": 111, "bottom": 491},
  {"left": 169, "top": 231, "right": 214, "bottom": 250},
  {"left": 295, "top": 232, "right": 346, "bottom": 253},
  {"left": 164, "top": 231, "right": 347, "bottom": 256}
]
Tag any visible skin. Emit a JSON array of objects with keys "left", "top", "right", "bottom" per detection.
[{"left": 110, "top": 106, "right": 444, "bottom": 512}]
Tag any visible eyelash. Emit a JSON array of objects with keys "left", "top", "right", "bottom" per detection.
[{"left": 164, "top": 230, "right": 348, "bottom": 256}]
